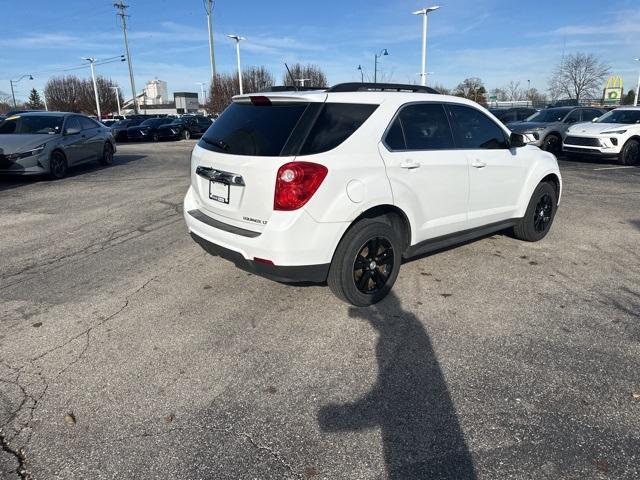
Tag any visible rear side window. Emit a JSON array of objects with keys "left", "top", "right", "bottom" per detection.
[
  {"left": 200, "top": 103, "right": 307, "bottom": 156},
  {"left": 447, "top": 104, "right": 508, "bottom": 149},
  {"left": 78, "top": 116, "right": 99, "bottom": 130},
  {"left": 299, "top": 103, "right": 377, "bottom": 155},
  {"left": 384, "top": 103, "right": 454, "bottom": 150}
]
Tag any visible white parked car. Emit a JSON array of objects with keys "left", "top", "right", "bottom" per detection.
[
  {"left": 184, "top": 83, "right": 562, "bottom": 306},
  {"left": 563, "top": 107, "right": 640, "bottom": 165}
]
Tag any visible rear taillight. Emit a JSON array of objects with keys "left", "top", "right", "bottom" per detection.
[{"left": 274, "top": 162, "right": 328, "bottom": 211}]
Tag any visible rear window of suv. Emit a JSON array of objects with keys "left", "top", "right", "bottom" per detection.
[{"left": 199, "top": 101, "right": 377, "bottom": 157}]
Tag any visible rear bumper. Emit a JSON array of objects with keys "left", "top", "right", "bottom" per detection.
[{"left": 190, "top": 232, "right": 329, "bottom": 283}]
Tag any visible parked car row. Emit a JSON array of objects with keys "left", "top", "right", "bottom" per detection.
[{"left": 107, "top": 115, "right": 213, "bottom": 142}]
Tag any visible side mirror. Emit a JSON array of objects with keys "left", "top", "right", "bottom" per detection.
[
  {"left": 65, "top": 126, "right": 81, "bottom": 135},
  {"left": 565, "top": 117, "right": 578, "bottom": 124},
  {"left": 509, "top": 132, "right": 527, "bottom": 148}
]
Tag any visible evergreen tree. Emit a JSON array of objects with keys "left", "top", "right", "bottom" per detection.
[
  {"left": 27, "top": 88, "right": 44, "bottom": 109},
  {"left": 622, "top": 89, "right": 636, "bottom": 105}
]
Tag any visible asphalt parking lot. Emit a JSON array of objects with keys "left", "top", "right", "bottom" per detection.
[{"left": 1, "top": 141, "right": 639, "bottom": 480}]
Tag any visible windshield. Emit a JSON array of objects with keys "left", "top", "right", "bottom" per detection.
[
  {"left": 141, "top": 118, "right": 168, "bottom": 127},
  {"left": 0, "top": 115, "right": 64, "bottom": 134},
  {"left": 595, "top": 109, "right": 640, "bottom": 125},
  {"left": 524, "top": 108, "right": 571, "bottom": 123},
  {"left": 169, "top": 119, "right": 184, "bottom": 125}
]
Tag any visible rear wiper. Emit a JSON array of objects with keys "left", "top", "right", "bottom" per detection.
[{"left": 202, "top": 137, "right": 230, "bottom": 151}]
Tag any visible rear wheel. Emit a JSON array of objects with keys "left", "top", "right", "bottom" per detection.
[
  {"left": 49, "top": 151, "right": 68, "bottom": 180},
  {"left": 328, "top": 218, "right": 402, "bottom": 307},
  {"left": 152, "top": 132, "right": 159, "bottom": 142},
  {"left": 182, "top": 129, "right": 191, "bottom": 140},
  {"left": 513, "top": 182, "right": 557, "bottom": 242},
  {"left": 541, "top": 134, "right": 562, "bottom": 156},
  {"left": 99, "top": 142, "right": 114, "bottom": 166},
  {"left": 619, "top": 139, "right": 640, "bottom": 166}
]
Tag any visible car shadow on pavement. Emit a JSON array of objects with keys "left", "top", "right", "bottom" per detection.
[{"left": 318, "top": 292, "right": 476, "bottom": 479}]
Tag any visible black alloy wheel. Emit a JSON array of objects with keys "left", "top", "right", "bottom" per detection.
[
  {"left": 182, "top": 129, "right": 191, "bottom": 140},
  {"left": 621, "top": 139, "right": 640, "bottom": 166},
  {"left": 542, "top": 134, "right": 561, "bottom": 156},
  {"left": 353, "top": 237, "right": 394, "bottom": 294},
  {"left": 533, "top": 193, "right": 553, "bottom": 233},
  {"left": 49, "top": 151, "right": 68, "bottom": 179},
  {"left": 99, "top": 142, "right": 114, "bottom": 166}
]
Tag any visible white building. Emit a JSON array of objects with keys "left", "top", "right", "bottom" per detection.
[{"left": 143, "top": 79, "right": 168, "bottom": 105}]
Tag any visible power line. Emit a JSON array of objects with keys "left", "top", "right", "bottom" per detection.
[{"left": 115, "top": 1, "right": 139, "bottom": 114}]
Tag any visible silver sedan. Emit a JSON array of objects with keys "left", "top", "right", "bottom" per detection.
[{"left": 0, "top": 112, "right": 117, "bottom": 179}]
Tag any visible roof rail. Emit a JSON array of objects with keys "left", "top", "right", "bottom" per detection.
[{"left": 327, "top": 82, "right": 440, "bottom": 94}]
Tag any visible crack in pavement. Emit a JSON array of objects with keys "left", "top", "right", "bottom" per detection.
[
  {"left": 0, "top": 427, "right": 30, "bottom": 480},
  {"left": 0, "top": 212, "right": 183, "bottom": 290},
  {"left": 0, "top": 252, "right": 202, "bottom": 479}
]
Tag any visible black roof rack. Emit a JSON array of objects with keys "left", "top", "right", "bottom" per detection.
[{"left": 327, "top": 82, "right": 440, "bottom": 94}]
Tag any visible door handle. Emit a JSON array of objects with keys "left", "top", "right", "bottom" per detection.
[
  {"left": 471, "top": 159, "right": 487, "bottom": 168},
  {"left": 399, "top": 160, "right": 420, "bottom": 169}
]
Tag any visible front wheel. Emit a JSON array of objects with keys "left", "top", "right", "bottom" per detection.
[
  {"left": 327, "top": 219, "right": 402, "bottom": 307},
  {"left": 619, "top": 139, "right": 640, "bottom": 166},
  {"left": 49, "top": 151, "right": 68, "bottom": 179},
  {"left": 541, "top": 134, "right": 562, "bottom": 156},
  {"left": 513, "top": 182, "right": 558, "bottom": 242},
  {"left": 99, "top": 142, "right": 114, "bottom": 166},
  {"left": 182, "top": 129, "right": 191, "bottom": 140}
]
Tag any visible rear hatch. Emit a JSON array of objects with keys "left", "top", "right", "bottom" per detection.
[{"left": 190, "top": 92, "right": 327, "bottom": 232}]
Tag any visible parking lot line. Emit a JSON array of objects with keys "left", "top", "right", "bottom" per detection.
[{"left": 592, "top": 166, "right": 636, "bottom": 171}]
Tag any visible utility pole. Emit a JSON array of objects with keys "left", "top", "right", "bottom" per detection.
[
  {"left": 374, "top": 49, "right": 389, "bottom": 84},
  {"left": 9, "top": 74, "right": 33, "bottom": 108},
  {"left": 634, "top": 59, "right": 640, "bottom": 107},
  {"left": 111, "top": 86, "right": 121, "bottom": 116},
  {"left": 204, "top": 0, "right": 216, "bottom": 86},
  {"left": 227, "top": 35, "right": 245, "bottom": 94},
  {"left": 114, "top": 1, "right": 138, "bottom": 114},
  {"left": 295, "top": 78, "right": 310, "bottom": 87},
  {"left": 82, "top": 57, "right": 101, "bottom": 119}
]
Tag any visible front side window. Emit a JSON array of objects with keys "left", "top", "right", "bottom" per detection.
[
  {"left": 79, "top": 116, "right": 98, "bottom": 130},
  {"left": 383, "top": 103, "right": 454, "bottom": 151},
  {"left": 64, "top": 117, "right": 81, "bottom": 133},
  {"left": 447, "top": 104, "right": 508, "bottom": 149},
  {"left": 564, "top": 110, "right": 581, "bottom": 124}
]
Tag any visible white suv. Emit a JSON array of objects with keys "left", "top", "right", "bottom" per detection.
[
  {"left": 184, "top": 83, "right": 562, "bottom": 306},
  {"left": 563, "top": 107, "right": 640, "bottom": 165}
]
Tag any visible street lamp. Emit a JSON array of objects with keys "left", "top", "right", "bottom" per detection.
[
  {"left": 357, "top": 65, "right": 364, "bottom": 83},
  {"left": 634, "top": 58, "right": 640, "bottom": 107},
  {"left": 196, "top": 82, "right": 207, "bottom": 105},
  {"left": 82, "top": 57, "right": 101, "bottom": 119},
  {"left": 111, "top": 86, "right": 121, "bottom": 116},
  {"left": 9, "top": 74, "right": 33, "bottom": 108},
  {"left": 374, "top": 48, "right": 389, "bottom": 84},
  {"left": 227, "top": 34, "right": 245, "bottom": 94},
  {"left": 413, "top": 6, "right": 440, "bottom": 87}
]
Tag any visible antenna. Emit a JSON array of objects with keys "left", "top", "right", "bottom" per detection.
[{"left": 284, "top": 63, "right": 298, "bottom": 91}]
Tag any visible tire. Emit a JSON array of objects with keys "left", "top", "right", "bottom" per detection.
[
  {"left": 48, "top": 150, "right": 68, "bottom": 180},
  {"left": 152, "top": 132, "right": 159, "bottom": 142},
  {"left": 182, "top": 129, "right": 191, "bottom": 140},
  {"left": 541, "top": 134, "right": 562, "bottom": 156},
  {"left": 327, "top": 218, "right": 402, "bottom": 307},
  {"left": 619, "top": 138, "right": 640, "bottom": 166},
  {"left": 513, "top": 182, "right": 558, "bottom": 242},
  {"left": 99, "top": 142, "right": 114, "bottom": 166}
]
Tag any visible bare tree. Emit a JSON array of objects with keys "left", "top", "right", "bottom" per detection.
[
  {"left": 454, "top": 77, "right": 487, "bottom": 104},
  {"left": 242, "top": 66, "right": 275, "bottom": 94},
  {"left": 282, "top": 63, "right": 328, "bottom": 88},
  {"left": 44, "top": 75, "right": 123, "bottom": 115},
  {"left": 431, "top": 84, "right": 451, "bottom": 95},
  {"left": 489, "top": 87, "right": 508, "bottom": 101},
  {"left": 506, "top": 81, "right": 522, "bottom": 101},
  {"left": 548, "top": 52, "right": 610, "bottom": 102},
  {"left": 206, "top": 73, "right": 238, "bottom": 114}
]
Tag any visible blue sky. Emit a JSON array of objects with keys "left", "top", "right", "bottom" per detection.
[{"left": 2, "top": 0, "right": 640, "bottom": 103}]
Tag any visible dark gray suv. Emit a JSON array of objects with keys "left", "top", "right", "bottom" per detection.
[
  {"left": 0, "top": 112, "right": 116, "bottom": 179},
  {"left": 507, "top": 107, "right": 605, "bottom": 155}
]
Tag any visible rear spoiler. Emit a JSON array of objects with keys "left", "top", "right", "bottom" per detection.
[{"left": 232, "top": 93, "right": 327, "bottom": 105}]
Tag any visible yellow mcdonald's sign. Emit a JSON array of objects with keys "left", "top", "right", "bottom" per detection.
[{"left": 603, "top": 76, "right": 624, "bottom": 105}]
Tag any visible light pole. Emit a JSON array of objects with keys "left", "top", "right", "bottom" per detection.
[
  {"left": 357, "top": 65, "right": 364, "bottom": 83},
  {"left": 413, "top": 6, "right": 439, "bottom": 86},
  {"left": 204, "top": 0, "right": 216, "bottom": 85},
  {"left": 227, "top": 35, "right": 245, "bottom": 94},
  {"left": 295, "top": 78, "right": 310, "bottom": 87},
  {"left": 374, "top": 48, "right": 389, "bottom": 84},
  {"left": 111, "top": 86, "right": 121, "bottom": 116},
  {"left": 634, "top": 58, "right": 640, "bottom": 107},
  {"left": 42, "top": 91, "right": 48, "bottom": 111},
  {"left": 9, "top": 74, "right": 33, "bottom": 108},
  {"left": 196, "top": 82, "right": 207, "bottom": 106},
  {"left": 82, "top": 57, "right": 101, "bottom": 119}
]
